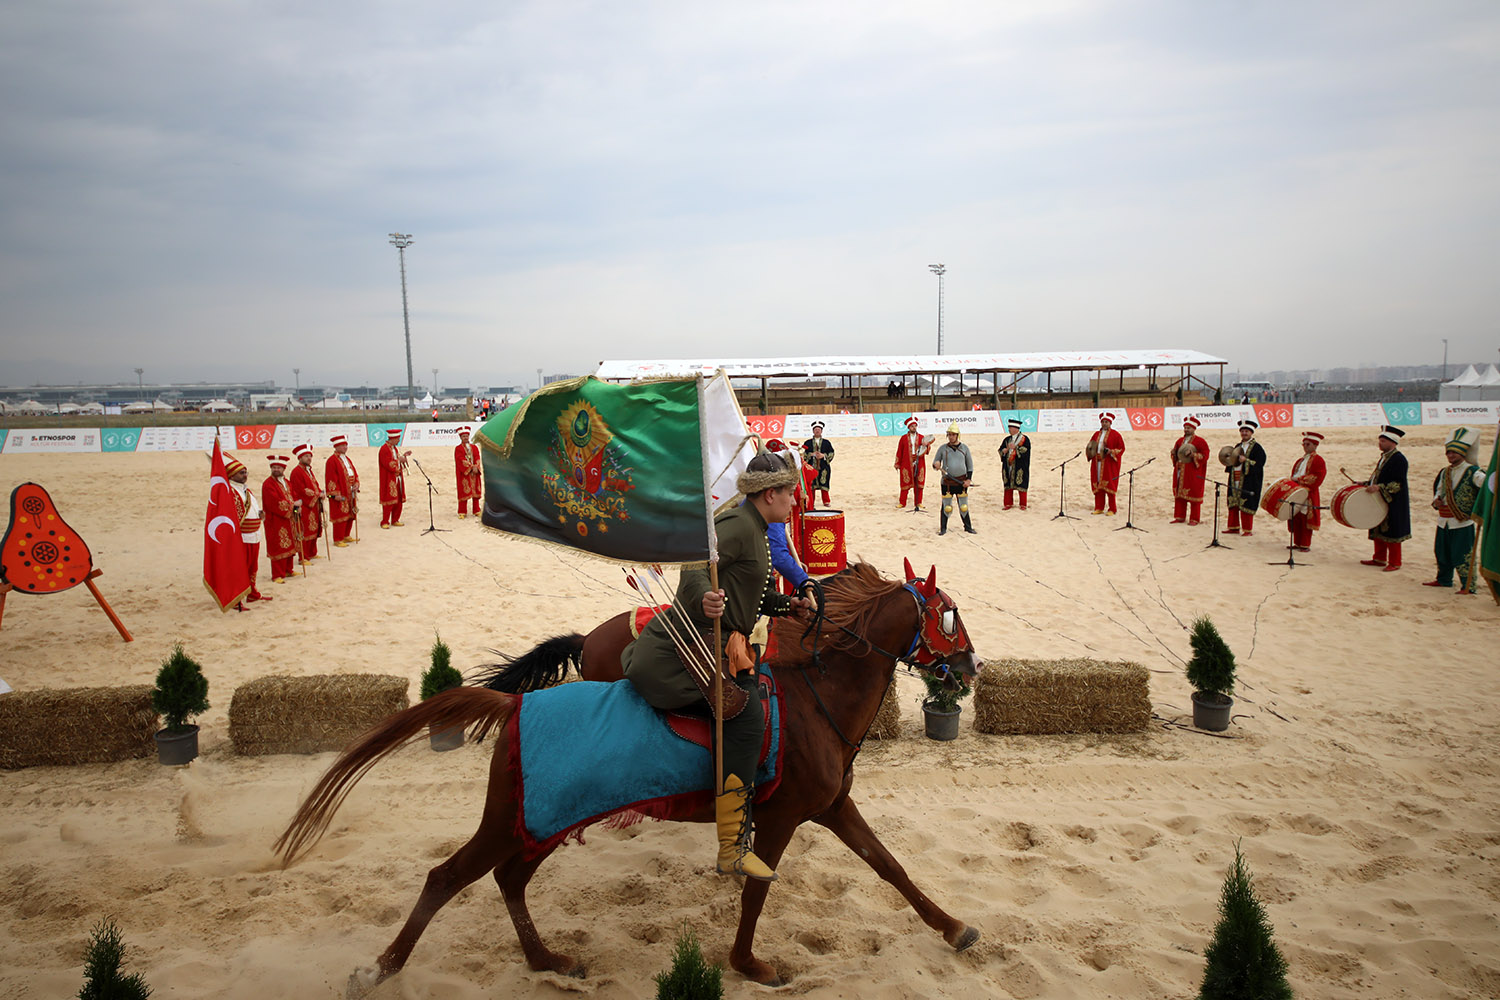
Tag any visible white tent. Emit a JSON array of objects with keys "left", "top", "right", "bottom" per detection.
[
  {"left": 55, "top": 403, "right": 82, "bottom": 414},
  {"left": 12, "top": 399, "right": 49, "bottom": 414},
  {"left": 1440, "top": 365, "right": 1483, "bottom": 401},
  {"left": 122, "top": 399, "right": 173, "bottom": 413},
  {"left": 307, "top": 398, "right": 349, "bottom": 409},
  {"left": 77, "top": 402, "right": 105, "bottom": 414},
  {"left": 199, "top": 399, "right": 236, "bottom": 412}
]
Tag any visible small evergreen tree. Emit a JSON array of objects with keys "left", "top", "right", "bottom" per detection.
[
  {"left": 1185, "top": 616, "right": 1236, "bottom": 698},
  {"left": 151, "top": 643, "right": 209, "bottom": 733},
  {"left": 653, "top": 925, "right": 723, "bottom": 1000},
  {"left": 420, "top": 633, "right": 463, "bottom": 701},
  {"left": 1198, "top": 843, "right": 1293, "bottom": 1000},
  {"left": 921, "top": 666, "right": 973, "bottom": 713},
  {"left": 78, "top": 917, "right": 152, "bottom": 1000}
]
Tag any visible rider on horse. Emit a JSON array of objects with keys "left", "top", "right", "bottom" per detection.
[{"left": 621, "top": 449, "right": 814, "bottom": 882}]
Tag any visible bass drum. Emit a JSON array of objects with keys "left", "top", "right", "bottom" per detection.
[
  {"left": 1330, "top": 484, "right": 1388, "bottom": 530},
  {"left": 1260, "top": 478, "right": 1309, "bottom": 521}
]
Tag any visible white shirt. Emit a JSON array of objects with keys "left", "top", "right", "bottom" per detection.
[{"left": 232, "top": 481, "right": 262, "bottom": 542}]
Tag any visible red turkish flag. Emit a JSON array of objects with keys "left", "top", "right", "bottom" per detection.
[{"left": 203, "top": 436, "right": 251, "bottom": 612}]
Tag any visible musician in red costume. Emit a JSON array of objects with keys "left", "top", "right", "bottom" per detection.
[
  {"left": 288, "top": 444, "right": 325, "bottom": 559},
  {"left": 894, "top": 416, "right": 932, "bottom": 510},
  {"left": 1170, "top": 416, "right": 1210, "bottom": 525},
  {"left": 1089, "top": 412, "right": 1125, "bottom": 514},
  {"left": 379, "top": 428, "right": 410, "bottom": 527},
  {"left": 324, "top": 434, "right": 361, "bottom": 546},
  {"left": 261, "top": 454, "right": 300, "bottom": 582},
  {"left": 1288, "top": 432, "right": 1327, "bottom": 552},
  {"left": 455, "top": 426, "right": 482, "bottom": 518},
  {"left": 225, "top": 457, "right": 268, "bottom": 606}
]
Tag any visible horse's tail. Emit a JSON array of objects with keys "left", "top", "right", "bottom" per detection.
[
  {"left": 470, "top": 633, "right": 585, "bottom": 693},
  {"left": 275, "top": 686, "right": 515, "bottom": 867}
]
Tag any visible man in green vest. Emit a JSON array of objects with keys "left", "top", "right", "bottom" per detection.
[{"left": 622, "top": 450, "right": 813, "bottom": 881}]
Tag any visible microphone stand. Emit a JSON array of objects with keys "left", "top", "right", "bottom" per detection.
[
  {"left": 1271, "top": 498, "right": 1315, "bottom": 568},
  {"left": 409, "top": 458, "right": 449, "bottom": 535},
  {"left": 1205, "top": 479, "right": 1231, "bottom": 550},
  {"left": 1113, "top": 457, "right": 1154, "bottom": 532},
  {"left": 1051, "top": 451, "right": 1082, "bottom": 521}
]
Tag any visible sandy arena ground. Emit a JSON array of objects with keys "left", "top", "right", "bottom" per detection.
[{"left": 1, "top": 425, "right": 1497, "bottom": 998}]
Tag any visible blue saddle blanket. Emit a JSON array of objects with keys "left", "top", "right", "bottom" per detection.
[{"left": 516, "top": 672, "right": 781, "bottom": 851}]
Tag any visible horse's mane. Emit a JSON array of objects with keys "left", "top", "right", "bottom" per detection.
[{"left": 771, "top": 561, "right": 910, "bottom": 663}]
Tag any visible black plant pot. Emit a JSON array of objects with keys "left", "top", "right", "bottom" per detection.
[
  {"left": 155, "top": 725, "right": 200, "bottom": 765},
  {"left": 922, "top": 700, "right": 961, "bottom": 741},
  {"left": 1191, "top": 691, "right": 1233, "bottom": 732}
]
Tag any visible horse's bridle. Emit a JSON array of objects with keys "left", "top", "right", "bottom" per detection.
[{"left": 785, "top": 578, "right": 974, "bottom": 750}]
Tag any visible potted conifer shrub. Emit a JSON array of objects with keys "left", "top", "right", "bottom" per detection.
[
  {"left": 1198, "top": 842, "right": 1293, "bottom": 999},
  {"left": 653, "top": 924, "right": 723, "bottom": 1000},
  {"left": 78, "top": 917, "right": 152, "bottom": 1000},
  {"left": 920, "top": 666, "right": 972, "bottom": 741},
  {"left": 1186, "top": 616, "right": 1236, "bottom": 732},
  {"left": 151, "top": 643, "right": 209, "bottom": 765},
  {"left": 421, "top": 633, "right": 465, "bottom": 752}
]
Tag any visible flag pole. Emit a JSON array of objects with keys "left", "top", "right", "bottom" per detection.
[{"left": 699, "top": 375, "right": 725, "bottom": 797}]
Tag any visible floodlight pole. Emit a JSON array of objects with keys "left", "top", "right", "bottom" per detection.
[
  {"left": 389, "top": 233, "right": 415, "bottom": 412},
  {"left": 928, "top": 263, "right": 946, "bottom": 355},
  {"left": 1442, "top": 338, "right": 1448, "bottom": 381},
  {"left": 133, "top": 367, "right": 144, "bottom": 401}
]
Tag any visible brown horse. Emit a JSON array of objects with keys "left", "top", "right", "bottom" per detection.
[{"left": 277, "top": 560, "right": 982, "bottom": 994}]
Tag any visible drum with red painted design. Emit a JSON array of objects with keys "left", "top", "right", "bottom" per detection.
[
  {"left": 801, "top": 509, "right": 847, "bottom": 576},
  {"left": 1259, "top": 478, "right": 1308, "bottom": 521}
]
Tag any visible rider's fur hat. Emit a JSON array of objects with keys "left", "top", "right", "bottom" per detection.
[{"left": 737, "top": 450, "right": 799, "bottom": 496}]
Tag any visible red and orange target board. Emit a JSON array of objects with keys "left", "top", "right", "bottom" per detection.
[{"left": 0, "top": 482, "right": 131, "bottom": 641}]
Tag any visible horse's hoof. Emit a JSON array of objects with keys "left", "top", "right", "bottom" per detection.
[
  {"left": 345, "top": 965, "right": 382, "bottom": 998},
  {"left": 949, "top": 925, "right": 980, "bottom": 952},
  {"left": 735, "top": 958, "right": 784, "bottom": 987}
]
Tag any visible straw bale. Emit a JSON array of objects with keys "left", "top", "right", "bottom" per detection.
[
  {"left": 865, "top": 681, "right": 903, "bottom": 740},
  {"left": 229, "top": 674, "right": 409, "bottom": 756},
  {"left": 0, "top": 685, "right": 157, "bottom": 769},
  {"left": 973, "top": 658, "right": 1150, "bottom": 735}
]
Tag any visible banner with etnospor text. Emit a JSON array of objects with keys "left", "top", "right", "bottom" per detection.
[
  {"left": 1420, "top": 401, "right": 1500, "bottom": 425},
  {"left": 3, "top": 428, "right": 102, "bottom": 452}
]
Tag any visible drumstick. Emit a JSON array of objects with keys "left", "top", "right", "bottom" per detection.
[{"left": 1338, "top": 467, "right": 1358, "bottom": 484}]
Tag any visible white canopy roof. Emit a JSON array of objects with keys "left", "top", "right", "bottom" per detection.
[
  {"left": 596, "top": 350, "right": 1228, "bottom": 381},
  {"left": 122, "top": 399, "right": 172, "bottom": 413},
  {"left": 11, "top": 399, "right": 48, "bottom": 414},
  {"left": 1478, "top": 365, "right": 1500, "bottom": 386},
  {"left": 1445, "top": 365, "right": 1482, "bottom": 387},
  {"left": 199, "top": 399, "right": 236, "bottom": 412}
]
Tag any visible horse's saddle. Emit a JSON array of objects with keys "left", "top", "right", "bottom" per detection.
[{"left": 664, "top": 669, "right": 779, "bottom": 771}]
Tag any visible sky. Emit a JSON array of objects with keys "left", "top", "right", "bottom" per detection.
[{"left": 1, "top": 1, "right": 1497, "bottom": 391}]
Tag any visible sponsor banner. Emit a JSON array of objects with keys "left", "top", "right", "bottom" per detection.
[
  {"left": 1420, "top": 401, "right": 1500, "bottom": 425},
  {"left": 235, "top": 424, "right": 277, "bottom": 450},
  {"left": 3, "top": 428, "right": 102, "bottom": 452},
  {"left": 995, "top": 409, "right": 1040, "bottom": 433},
  {"left": 1292, "top": 403, "right": 1387, "bottom": 428},
  {"left": 1381, "top": 402, "right": 1423, "bottom": 426},
  {"left": 271, "top": 423, "right": 369, "bottom": 451},
  {"left": 1163, "top": 405, "right": 1259, "bottom": 430},
  {"left": 781, "top": 413, "right": 878, "bottom": 440},
  {"left": 135, "top": 425, "right": 236, "bottom": 453},
  {"left": 364, "top": 422, "right": 408, "bottom": 447},
  {"left": 1036, "top": 408, "right": 1120, "bottom": 433},
  {"left": 1126, "top": 407, "right": 1165, "bottom": 431},
  {"left": 100, "top": 428, "right": 142, "bottom": 453},
  {"left": 745, "top": 414, "right": 787, "bottom": 441},
  {"left": 1253, "top": 403, "right": 1294, "bottom": 429},
  {"left": 399, "top": 422, "right": 479, "bottom": 446},
  {"left": 885, "top": 410, "right": 995, "bottom": 436}
]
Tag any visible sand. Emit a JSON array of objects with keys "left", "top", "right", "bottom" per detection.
[{"left": 2, "top": 425, "right": 1497, "bottom": 999}]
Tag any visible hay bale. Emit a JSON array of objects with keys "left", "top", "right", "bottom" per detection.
[
  {"left": 865, "top": 681, "right": 903, "bottom": 740},
  {"left": 972, "top": 658, "right": 1150, "bottom": 735},
  {"left": 0, "top": 685, "right": 157, "bottom": 769},
  {"left": 228, "top": 674, "right": 409, "bottom": 756}
]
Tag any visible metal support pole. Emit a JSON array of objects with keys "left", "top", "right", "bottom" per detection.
[{"left": 389, "top": 233, "right": 415, "bottom": 412}]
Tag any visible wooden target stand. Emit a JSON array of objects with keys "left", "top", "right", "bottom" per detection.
[{"left": 0, "top": 483, "right": 132, "bottom": 642}]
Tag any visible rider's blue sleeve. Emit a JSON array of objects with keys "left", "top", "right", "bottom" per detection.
[{"left": 767, "top": 523, "right": 809, "bottom": 590}]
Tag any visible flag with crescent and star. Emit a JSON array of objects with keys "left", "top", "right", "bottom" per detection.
[
  {"left": 203, "top": 435, "right": 251, "bottom": 612},
  {"left": 476, "top": 373, "right": 754, "bottom": 564}
]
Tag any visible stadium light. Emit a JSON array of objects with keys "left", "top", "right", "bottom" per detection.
[
  {"left": 389, "top": 233, "right": 416, "bottom": 411},
  {"left": 928, "top": 263, "right": 946, "bottom": 355}
]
